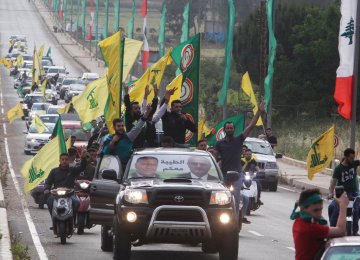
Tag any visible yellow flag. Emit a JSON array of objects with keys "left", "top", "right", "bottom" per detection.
[
  {"left": 32, "top": 47, "right": 41, "bottom": 86},
  {"left": 15, "top": 55, "right": 24, "bottom": 68},
  {"left": 128, "top": 69, "right": 151, "bottom": 104},
  {"left": 72, "top": 76, "right": 108, "bottom": 123},
  {"left": 148, "top": 49, "right": 172, "bottom": 91},
  {"left": 7, "top": 103, "right": 24, "bottom": 123},
  {"left": 38, "top": 44, "right": 45, "bottom": 60},
  {"left": 31, "top": 114, "right": 48, "bottom": 134},
  {"left": 99, "top": 32, "right": 125, "bottom": 134},
  {"left": 0, "top": 57, "right": 12, "bottom": 69},
  {"left": 306, "top": 125, "right": 335, "bottom": 180},
  {"left": 57, "top": 96, "right": 79, "bottom": 114},
  {"left": 123, "top": 38, "right": 143, "bottom": 80},
  {"left": 241, "top": 72, "right": 263, "bottom": 126},
  {"left": 40, "top": 79, "right": 47, "bottom": 96},
  {"left": 166, "top": 73, "right": 183, "bottom": 106},
  {"left": 198, "top": 117, "right": 205, "bottom": 141}
]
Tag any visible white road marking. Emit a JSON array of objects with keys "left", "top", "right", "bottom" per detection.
[
  {"left": 286, "top": 247, "right": 295, "bottom": 252},
  {"left": 3, "top": 130, "right": 48, "bottom": 259},
  {"left": 1, "top": 107, "right": 4, "bottom": 114},
  {"left": 248, "top": 230, "right": 265, "bottom": 237},
  {"left": 278, "top": 185, "right": 300, "bottom": 193},
  {"left": 3, "top": 122, "right": 6, "bottom": 135}
]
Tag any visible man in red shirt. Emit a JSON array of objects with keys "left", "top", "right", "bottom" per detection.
[{"left": 291, "top": 188, "right": 348, "bottom": 260}]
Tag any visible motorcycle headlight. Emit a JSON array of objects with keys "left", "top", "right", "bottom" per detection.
[
  {"left": 124, "top": 189, "right": 148, "bottom": 204},
  {"left": 57, "top": 190, "right": 66, "bottom": 196},
  {"left": 79, "top": 182, "right": 89, "bottom": 189},
  {"left": 210, "top": 191, "right": 231, "bottom": 205},
  {"left": 245, "top": 175, "right": 251, "bottom": 181},
  {"left": 265, "top": 162, "right": 278, "bottom": 169}
]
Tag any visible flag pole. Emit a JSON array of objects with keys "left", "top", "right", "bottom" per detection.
[{"left": 350, "top": 0, "right": 360, "bottom": 149}]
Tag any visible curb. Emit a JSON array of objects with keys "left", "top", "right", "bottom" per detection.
[
  {"left": 0, "top": 180, "right": 12, "bottom": 260},
  {"left": 280, "top": 156, "right": 333, "bottom": 176},
  {"left": 32, "top": 1, "right": 95, "bottom": 73},
  {"left": 280, "top": 174, "right": 329, "bottom": 195}
]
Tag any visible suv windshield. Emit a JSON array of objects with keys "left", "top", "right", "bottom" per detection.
[
  {"left": 47, "top": 106, "right": 63, "bottom": 114},
  {"left": 31, "top": 104, "right": 48, "bottom": 111},
  {"left": 244, "top": 141, "right": 274, "bottom": 155},
  {"left": 127, "top": 154, "right": 220, "bottom": 180},
  {"left": 28, "top": 125, "right": 53, "bottom": 134},
  {"left": 40, "top": 115, "right": 58, "bottom": 124}
]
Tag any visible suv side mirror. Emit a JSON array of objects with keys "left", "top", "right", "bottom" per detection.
[
  {"left": 225, "top": 171, "right": 239, "bottom": 183},
  {"left": 275, "top": 153, "right": 283, "bottom": 159},
  {"left": 101, "top": 169, "right": 117, "bottom": 181}
]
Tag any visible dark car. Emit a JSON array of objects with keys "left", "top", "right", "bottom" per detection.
[{"left": 90, "top": 148, "right": 239, "bottom": 260}]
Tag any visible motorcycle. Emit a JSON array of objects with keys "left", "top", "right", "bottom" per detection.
[
  {"left": 51, "top": 187, "right": 74, "bottom": 244},
  {"left": 31, "top": 181, "right": 48, "bottom": 209},
  {"left": 241, "top": 172, "right": 261, "bottom": 215},
  {"left": 75, "top": 180, "right": 93, "bottom": 234}
]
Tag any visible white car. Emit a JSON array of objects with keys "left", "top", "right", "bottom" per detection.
[
  {"left": 81, "top": 72, "right": 99, "bottom": 82},
  {"left": 39, "top": 114, "right": 59, "bottom": 124},
  {"left": 243, "top": 137, "right": 282, "bottom": 192},
  {"left": 321, "top": 237, "right": 360, "bottom": 259},
  {"left": 24, "top": 123, "right": 54, "bottom": 155},
  {"left": 64, "top": 83, "right": 86, "bottom": 103},
  {"left": 47, "top": 66, "right": 68, "bottom": 78},
  {"left": 47, "top": 104, "right": 65, "bottom": 114},
  {"left": 27, "top": 103, "right": 50, "bottom": 125}
]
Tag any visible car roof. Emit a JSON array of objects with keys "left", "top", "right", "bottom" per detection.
[
  {"left": 40, "top": 114, "right": 59, "bottom": 117},
  {"left": 48, "top": 105, "right": 65, "bottom": 109},
  {"left": 25, "top": 94, "right": 44, "bottom": 97},
  {"left": 62, "top": 121, "right": 82, "bottom": 128},
  {"left": 32, "top": 102, "right": 49, "bottom": 106},
  {"left": 328, "top": 236, "right": 360, "bottom": 247},
  {"left": 47, "top": 66, "right": 66, "bottom": 69},
  {"left": 244, "top": 137, "right": 271, "bottom": 144},
  {"left": 133, "top": 148, "right": 210, "bottom": 156}
]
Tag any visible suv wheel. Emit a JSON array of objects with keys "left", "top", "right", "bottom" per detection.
[
  {"left": 101, "top": 225, "right": 113, "bottom": 252},
  {"left": 113, "top": 218, "right": 131, "bottom": 260},
  {"left": 269, "top": 180, "right": 278, "bottom": 192},
  {"left": 218, "top": 230, "right": 239, "bottom": 260}
]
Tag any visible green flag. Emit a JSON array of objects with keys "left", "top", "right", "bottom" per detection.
[
  {"left": 180, "top": 2, "right": 189, "bottom": 43},
  {"left": 171, "top": 34, "right": 200, "bottom": 145},
  {"left": 207, "top": 114, "right": 245, "bottom": 146},
  {"left": 113, "top": 0, "right": 120, "bottom": 32},
  {"left": 218, "top": 0, "right": 235, "bottom": 106},
  {"left": 81, "top": 0, "right": 86, "bottom": 39},
  {"left": 264, "top": 0, "right": 277, "bottom": 112},
  {"left": 127, "top": 0, "right": 136, "bottom": 39},
  {"left": 104, "top": 0, "right": 109, "bottom": 38},
  {"left": 158, "top": 2, "right": 167, "bottom": 57},
  {"left": 51, "top": 117, "right": 67, "bottom": 153},
  {"left": 46, "top": 47, "right": 51, "bottom": 57},
  {"left": 95, "top": 0, "right": 99, "bottom": 41}
]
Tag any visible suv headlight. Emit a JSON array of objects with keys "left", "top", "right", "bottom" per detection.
[
  {"left": 265, "top": 162, "right": 278, "bottom": 169},
  {"left": 27, "top": 138, "right": 36, "bottom": 143},
  {"left": 210, "top": 191, "right": 231, "bottom": 205},
  {"left": 124, "top": 189, "right": 148, "bottom": 204}
]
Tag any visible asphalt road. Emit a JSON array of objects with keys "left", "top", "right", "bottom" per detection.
[{"left": 0, "top": 0, "right": 297, "bottom": 259}]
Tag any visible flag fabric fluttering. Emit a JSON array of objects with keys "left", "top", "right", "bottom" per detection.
[
  {"left": 306, "top": 125, "right": 335, "bottom": 180},
  {"left": 158, "top": 2, "right": 167, "bottom": 57},
  {"left": 127, "top": 0, "right": 136, "bottom": 39},
  {"left": 241, "top": 72, "right": 263, "bottom": 126},
  {"left": 7, "top": 103, "right": 24, "bottom": 123},
  {"left": 334, "top": 0, "right": 358, "bottom": 120},
  {"left": 141, "top": 0, "right": 150, "bottom": 69},
  {"left": 21, "top": 117, "right": 67, "bottom": 193},
  {"left": 123, "top": 38, "right": 143, "bottom": 80},
  {"left": 207, "top": 115, "right": 245, "bottom": 146},
  {"left": 32, "top": 114, "right": 48, "bottom": 134}
]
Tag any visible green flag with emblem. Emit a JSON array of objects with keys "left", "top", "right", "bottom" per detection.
[
  {"left": 207, "top": 114, "right": 245, "bottom": 146},
  {"left": 21, "top": 117, "right": 67, "bottom": 193},
  {"left": 170, "top": 33, "right": 200, "bottom": 145}
]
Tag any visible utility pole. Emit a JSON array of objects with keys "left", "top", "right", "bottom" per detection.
[{"left": 259, "top": 0, "right": 267, "bottom": 99}]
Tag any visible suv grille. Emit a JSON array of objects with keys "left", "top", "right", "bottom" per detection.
[
  {"left": 257, "top": 162, "right": 265, "bottom": 169},
  {"left": 156, "top": 209, "right": 204, "bottom": 222},
  {"left": 151, "top": 189, "right": 208, "bottom": 207}
]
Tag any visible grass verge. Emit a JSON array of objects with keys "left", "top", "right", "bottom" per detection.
[{"left": 11, "top": 233, "right": 31, "bottom": 260}]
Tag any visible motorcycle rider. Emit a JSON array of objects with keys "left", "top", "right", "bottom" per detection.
[
  {"left": 44, "top": 152, "right": 88, "bottom": 225},
  {"left": 241, "top": 148, "right": 263, "bottom": 205},
  {"left": 328, "top": 148, "right": 360, "bottom": 235}
]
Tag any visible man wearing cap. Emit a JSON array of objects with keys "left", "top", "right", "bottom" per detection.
[
  {"left": 265, "top": 128, "right": 277, "bottom": 149},
  {"left": 292, "top": 188, "right": 348, "bottom": 260}
]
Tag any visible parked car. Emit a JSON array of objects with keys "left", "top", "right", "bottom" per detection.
[
  {"left": 321, "top": 236, "right": 360, "bottom": 259},
  {"left": 243, "top": 137, "right": 282, "bottom": 191},
  {"left": 24, "top": 123, "right": 54, "bottom": 155},
  {"left": 90, "top": 148, "right": 240, "bottom": 260},
  {"left": 64, "top": 83, "right": 86, "bottom": 103}
]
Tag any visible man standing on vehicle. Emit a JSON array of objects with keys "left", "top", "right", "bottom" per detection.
[
  {"left": 44, "top": 152, "right": 89, "bottom": 221},
  {"left": 214, "top": 101, "right": 265, "bottom": 213},
  {"left": 241, "top": 148, "right": 263, "bottom": 205},
  {"left": 265, "top": 128, "right": 277, "bottom": 149},
  {"left": 102, "top": 105, "right": 152, "bottom": 170},
  {"left": 328, "top": 148, "right": 360, "bottom": 235},
  {"left": 292, "top": 188, "right": 348, "bottom": 260}
]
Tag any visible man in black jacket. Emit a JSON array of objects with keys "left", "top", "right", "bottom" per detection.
[
  {"left": 44, "top": 152, "right": 88, "bottom": 216},
  {"left": 161, "top": 99, "right": 197, "bottom": 145}
]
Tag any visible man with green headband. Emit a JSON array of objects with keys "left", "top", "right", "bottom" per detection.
[{"left": 292, "top": 188, "right": 348, "bottom": 260}]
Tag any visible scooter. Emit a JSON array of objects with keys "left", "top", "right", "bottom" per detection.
[
  {"left": 31, "top": 181, "right": 48, "bottom": 209},
  {"left": 75, "top": 180, "right": 92, "bottom": 235},
  {"left": 241, "top": 172, "right": 260, "bottom": 215},
  {"left": 51, "top": 187, "right": 74, "bottom": 244}
]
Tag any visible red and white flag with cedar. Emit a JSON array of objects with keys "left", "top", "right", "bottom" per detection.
[
  {"left": 141, "top": 0, "right": 149, "bottom": 69},
  {"left": 334, "top": 0, "right": 358, "bottom": 120},
  {"left": 59, "top": 0, "right": 64, "bottom": 19},
  {"left": 87, "top": 0, "right": 95, "bottom": 40}
]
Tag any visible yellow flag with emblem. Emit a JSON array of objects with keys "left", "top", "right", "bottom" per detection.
[
  {"left": 241, "top": 72, "right": 263, "bottom": 126},
  {"left": 0, "top": 57, "right": 12, "bottom": 69},
  {"left": 31, "top": 114, "right": 48, "bottom": 134},
  {"left": 128, "top": 50, "right": 172, "bottom": 104},
  {"left": 123, "top": 38, "right": 143, "bottom": 80},
  {"left": 307, "top": 125, "right": 335, "bottom": 180},
  {"left": 15, "top": 55, "right": 24, "bottom": 68},
  {"left": 72, "top": 76, "right": 108, "bottom": 123},
  {"left": 7, "top": 103, "right": 24, "bottom": 123},
  {"left": 32, "top": 47, "right": 41, "bottom": 86},
  {"left": 166, "top": 73, "right": 183, "bottom": 106}
]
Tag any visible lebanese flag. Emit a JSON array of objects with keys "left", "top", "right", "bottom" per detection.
[
  {"left": 141, "top": 0, "right": 149, "bottom": 69},
  {"left": 59, "top": 0, "right": 64, "bottom": 19},
  {"left": 334, "top": 0, "right": 358, "bottom": 120},
  {"left": 142, "top": 18, "right": 150, "bottom": 69},
  {"left": 86, "top": 0, "right": 95, "bottom": 40}
]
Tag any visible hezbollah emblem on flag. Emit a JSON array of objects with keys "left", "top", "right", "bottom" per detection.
[
  {"left": 87, "top": 86, "right": 99, "bottom": 110},
  {"left": 180, "top": 44, "right": 194, "bottom": 72},
  {"left": 181, "top": 78, "right": 193, "bottom": 106},
  {"left": 28, "top": 165, "right": 45, "bottom": 184}
]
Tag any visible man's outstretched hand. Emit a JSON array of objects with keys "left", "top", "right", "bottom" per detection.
[{"left": 258, "top": 100, "right": 265, "bottom": 112}]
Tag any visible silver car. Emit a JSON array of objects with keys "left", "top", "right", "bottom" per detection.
[
  {"left": 24, "top": 124, "right": 54, "bottom": 155},
  {"left": 321, "top": 236, "right": 360, "bottom": 259},
  {"left": 64, "top": 83, "right": 86, "bottom": 103}
]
